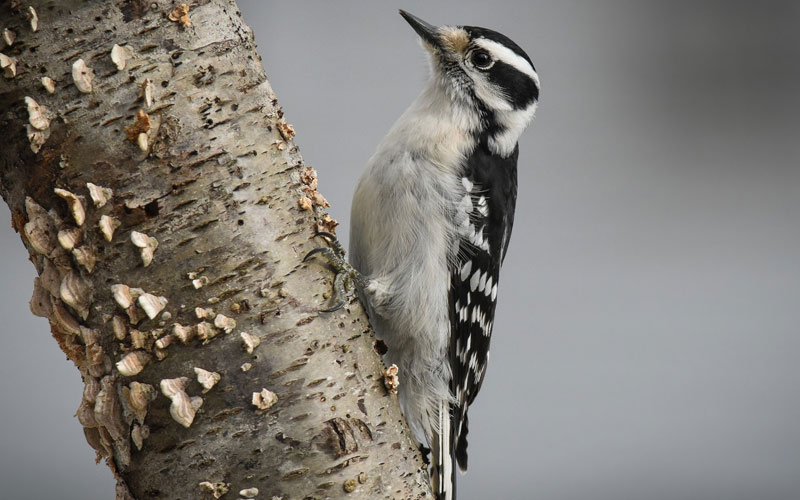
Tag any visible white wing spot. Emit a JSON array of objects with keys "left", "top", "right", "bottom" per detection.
[
  {"left": 476, "top": 196, "right": 489, "bottom": 216},
  {"left": 491, "top": 283, "right": 498, "bottom": 301},
  {"left": 470, "top": 225, "right": 491, "bottom": 252},
  {"left": 478, "top": 272, "right": 487, "bottom": 293},
  {"left": 458, "top": 301, "right": 469, "bottom": 322},
  {"left": 469, "top": 352, "right": 479, "bottom": 370},
  {"left": 460, "top": 260, "right": 472, "bottom": 281},
  {"left": 470, "top": 304, "right": 481, "bottom": 323},
  {"left": 470, "top": 270, "right": 480, "bottom": 291},
  {"left": 484, "top": 276, "right": 493, "bottom": 296},
  {"left": 462, "top": 177, "right": 474, "bottom": 192}
]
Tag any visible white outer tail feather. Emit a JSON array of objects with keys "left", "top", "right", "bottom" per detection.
[{"left": 433, "top": 400, "right": 454, "bottom": 500}]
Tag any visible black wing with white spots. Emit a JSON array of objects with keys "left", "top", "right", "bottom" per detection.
[{"left": 449, "top": 142, "right": 518, "bottom": 471}]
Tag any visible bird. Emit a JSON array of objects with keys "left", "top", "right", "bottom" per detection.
[{"left": 306, "top": 10, "right": 539, "bottom": 500}]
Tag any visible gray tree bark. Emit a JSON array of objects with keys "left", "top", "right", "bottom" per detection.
[{"left": 0, "top": 1, "right": 429, "bottom": 498}]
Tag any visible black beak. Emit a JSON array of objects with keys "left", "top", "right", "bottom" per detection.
[{"left": 399, "top": 10, "right": 441, "bottom": 50}]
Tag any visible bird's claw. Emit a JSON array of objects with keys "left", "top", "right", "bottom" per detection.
[{"left": 304, "top": 232, "right": 365, "bottom": 312}]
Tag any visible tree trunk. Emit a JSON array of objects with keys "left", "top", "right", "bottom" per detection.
[{"left": 0, "top": 1, "right": 429, "bottom": 498}]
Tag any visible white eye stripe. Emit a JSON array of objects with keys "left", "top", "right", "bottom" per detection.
[{"left": 474, "top": 38, "right": 540, "bottom": 88}]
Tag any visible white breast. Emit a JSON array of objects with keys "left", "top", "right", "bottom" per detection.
[{"left": 348, "top": 78, "right": 479, "bottom": 441}]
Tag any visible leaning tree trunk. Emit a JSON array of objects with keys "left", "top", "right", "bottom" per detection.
[{"left": 0, "top": 1, "right": 429, "bottom": 498}]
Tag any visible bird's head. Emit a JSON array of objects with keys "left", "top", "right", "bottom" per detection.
[{"left": 399, "top": 10, "right": 540, "bottom": 155}]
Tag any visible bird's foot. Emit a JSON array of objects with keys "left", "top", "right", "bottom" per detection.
[
  {"left": 304, "top": 232, "right": 366, "bottom": 312},
  {"left": 418, "top": 444, "right": 431, "bottom": 466}
]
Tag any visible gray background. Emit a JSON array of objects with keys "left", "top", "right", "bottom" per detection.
[{"left": 2, "top": 1, "right": 799, "bottom": 498}]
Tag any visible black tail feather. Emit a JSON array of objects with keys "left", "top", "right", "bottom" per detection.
[{"left": 454, "top": 411, "right": 469, "bottom": 471}]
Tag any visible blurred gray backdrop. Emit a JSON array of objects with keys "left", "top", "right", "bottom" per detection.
[{"left": 2, "top": 1, "right": 800, "bottom": 499}]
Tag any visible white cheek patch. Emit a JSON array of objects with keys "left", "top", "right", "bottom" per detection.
[
  {"left": 474, "top": 38, "right": 540, "bottom": 89},
  {"left": 470, "top": 72, "right": 512, "bottom": 112},
  {"left": 488, "top": 100, "right": 538, "bottom": 157}
]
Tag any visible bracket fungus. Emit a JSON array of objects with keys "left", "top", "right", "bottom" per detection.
[
  {"left": 239, "top": 488, "right": 259, "bottom": 498},
  {"left": 155, "top": 334, "right": 174, "bottom": 350},
  {"left": 125, "top": 110, "right": 151, "bottom": 152},
  {"left": 137, "top": 293, "right": 167, "bottom": 319},
  {"left": 141, "top": 78, "right": 154, "bottom": 108},
  {"left": 131, "top": 424, "right": 150, "bottom": 450},
  {"left": 160, "top": 377, "right": 203, "bottom": 428},
  {"left": 23, "top": 198, "right": 57, "bottom": 255},
  {"left": 129, "top": 329, "right": 152, "bottom": 350},
  {"left": 99, "top": 215, "right": 121, "bottom": 242},
  {"left": 57, "top": 227, "right": 83, "bottom": 250},
  {"left": 116, "top": 351, "right": 150, "bottom": 377},
  {"left": 2, "top": 28, "right": 15, "bottom": 46},
  {"left": 51, "top": 297, "right": 82, "bottom": 336},
  {"left": 300, "top": 166, "right": 318, "bottom": 188},
  {"left": 72, "top": 246, "right": 97, "bottom": 273},
  {"left": 384, "top": 364, "right": 400, "bottom": 395},
  {"left": 136, "top": 132, "right": 148, "bottom": 151},
  {"left": 59, "top": 270, "right": 92, "bottom": 320},
  {"left": 131, "top": 231, "right": 158, "bottom": 267},
  {"left": 41, "top": 76, "right": 55, "bottom": 93},
  {"left": 87, "top": 183, "right": 113, "bottom": 208},
  {"left": 112, "top": 315, "right": 128, "bottom": 340},
  {"left": 214, "top": 313, "right": 236, "bottom": 333},
  {"left": 240, "top": 331, "right": 261, "bottom": 354},
  {"left": 76, "top": 397, "right": 97, "bottom": 428},
  {"left": 27, "top": 6, "right": 39, "bottom": 32},
  {"left": 111, "top": 284, "right": 134, "bottom": 310},
  {"left": 54, "top": 188, "right": 85, "bottom": 226},
  {"left": 110, "top": 44, "right": 127, "bottom": 71},
  {"left": 72, "top": 59, "right": 94, "bottom": 93},
  {"left": 252, "top": 388, "right": 278, "bottom": 411},
  {"left": 311, "top": 191, "right": 330, "bottom": 208},
  {"left": 194, "top": 367, "right": 221, "bottom": 393},
  {"left": 168, "top": 4, "right": 192, "bottom": 27},
  {"left": 27, "top": 126, "right": 49, "bottom": 153},
  {"left": 343, "top": 479, "right": 358, "bottom": 493},
  {"left": 195, "top": 321, "right": 219, "bottom": 342},
  {"left": 298, "top": 196, "right": 312, "bottom": 211},
  {"left": 25, "top": 96, "right": 50, "bottom": 131},
  {"left": 93, "top": 376, "right": 132, "bottom": 466},
  {"left": 172, "top": 323, "right": 196, "bottom": 344},
  {"left": 195, "top": 306, "right": 215, "bottom": 320},
  {"left": 0, "top": 52, "right": 16, "bottom": 78},
  {"left": 29, "top": 277, "right": 52, "bottom": 318},
  {"left": 277, "top": 121, "right": 296, "bottom": 140},
  {"left": 40, "top": 259, "right": 61, "bottom": 296},
  {"left": 192, "top": 276, "right": 209, "bottom": 289},
  {"left": 199, "top": 482, "right": 229, "bottom": 500},
  {"left": 124, "top": 381, "right": 156, "bottom": 424}
]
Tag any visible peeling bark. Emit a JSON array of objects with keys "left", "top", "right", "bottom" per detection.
[{"left": 0, "top": 1, "right": 430, "bottom": 499}]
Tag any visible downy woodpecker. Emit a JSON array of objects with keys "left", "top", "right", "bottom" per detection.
[{"left": 309, "top": 10, "right": 539, "bottom": 500}]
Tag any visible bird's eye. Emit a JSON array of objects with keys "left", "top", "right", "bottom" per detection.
[{"left": 470, "top": 50, "right": 493, "bottom": 69}]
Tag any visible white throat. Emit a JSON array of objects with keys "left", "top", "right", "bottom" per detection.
[{"left": 487, "top": 101, "right": 537, "bottom": 157}]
